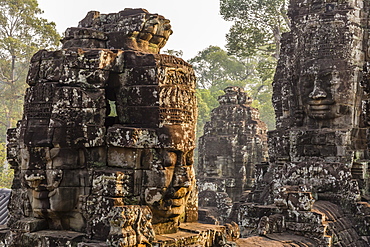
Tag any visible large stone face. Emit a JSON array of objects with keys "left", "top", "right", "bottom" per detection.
[
  {"left": 233, "top": 0, "right": 370, "bottom": 246},
  {"left": 3, "top": 8, "right": 222, "bottom": 247}
]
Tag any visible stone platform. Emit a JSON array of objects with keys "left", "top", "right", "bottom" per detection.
[
  {"left": 236, "top": 233, "right": 319, "bottom": 247},
  {"left": 0, "top": 222, "right": 238, "bottom": 247},
  {"left": 153, "top": 222, "right": 236, "bottom": 246}
]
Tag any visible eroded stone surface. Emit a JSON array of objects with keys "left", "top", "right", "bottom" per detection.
[
  {"left": 197, "top": 87, "right": 268, "bottom": 224},
  {"left": 232, "top": 0, "right": 370, "bottom": 246},
  {"left": 3, "top": 8, "right": 237, "bottom": 247}
]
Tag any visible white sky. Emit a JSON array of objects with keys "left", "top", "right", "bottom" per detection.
[{"left": 37, "top": 0, "right": 233, "bottom": 60}]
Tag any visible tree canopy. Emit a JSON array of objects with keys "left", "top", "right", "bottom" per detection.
[
  {"left": 220, "top": 0, "right": 290, "bottom": 59},
  {"left": 189, "top": 45, "right": 254, "bottom": 89}
]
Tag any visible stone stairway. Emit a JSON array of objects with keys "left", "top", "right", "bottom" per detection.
[{"left": 312, "top": 201, "right": 368, "bottom": 247}]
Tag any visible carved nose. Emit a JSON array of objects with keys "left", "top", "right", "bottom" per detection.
[
  {"left": 309, "top": 86, "right": 327, "bottom": 99},
  {"left": 173, "top": 168, "right": 191, "bottom": 188}
]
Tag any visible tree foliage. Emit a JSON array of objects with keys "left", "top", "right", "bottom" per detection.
[
  {"left": 0, "top": 142, "right": 12, "bottom": 188},
  {"left": 189, "top": 46, "right": 254, "bottom": 89},
  {"left": 220, "top": 0, "right": 290, "bottom": 59}
]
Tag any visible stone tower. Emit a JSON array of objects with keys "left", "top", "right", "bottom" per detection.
[
  {"left": 3, "top": 8, "right": 240, "bottom": 247},
  {"left": 232, "top": 0, "right": 370, "bottom": 246},
  {"left": 3, "top": 8, "right": 206, "bottom": 246},
  {"left": 197, "top": 87, "right": 268, "bottom": 224},
  {"left": 197, "top": 87, "right": 267, "bottom": 213}
]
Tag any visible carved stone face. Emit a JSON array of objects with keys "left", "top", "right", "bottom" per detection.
[
  {"left": 21, "top": 147, "right": 87, "bottom": 231},
  {"left": 144, "top": 150, "right": 194, "bottom": 222},
  {"left": 297, "top": 60, "right": 356, "bottom": 127}
]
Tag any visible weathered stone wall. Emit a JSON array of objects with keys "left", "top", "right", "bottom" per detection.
[
  {"left": 232, "top": 0, "right": 370, "bottom": 245},
  {"left": 1, "top": 8, "right": 242, "bottom": 247}
]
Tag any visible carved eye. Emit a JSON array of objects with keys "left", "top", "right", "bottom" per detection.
[
  {"left": 163, "top": 151, "right": 177, "bottom": 167},
  {"left": 301, "top": 75, "right": 314, "bottom": 88},
  {"left": 320, "top": 73, "right": 333, "bottom": 86}
]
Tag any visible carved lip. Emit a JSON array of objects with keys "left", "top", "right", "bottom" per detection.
[{"left": 308, "top": 100, "right": 335, "bottom": 111}]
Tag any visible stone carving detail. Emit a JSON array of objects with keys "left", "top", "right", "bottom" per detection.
[
  {"left": 231, "top": 0, "right": 370, "bottom": 246},
  {"left": 3, "top": 8, "right": 235, "bottom": 247},
  {"left": 62, "top": 9, "right": 172, "bottom": 54}
]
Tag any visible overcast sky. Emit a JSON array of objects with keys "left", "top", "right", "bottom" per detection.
[{"left": 37, "top": 0, "right": 233, "bottom": 60}]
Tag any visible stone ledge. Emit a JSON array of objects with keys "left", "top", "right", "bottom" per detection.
[{"left": 153, "top": 222, "right": 232, "bottom": 247}]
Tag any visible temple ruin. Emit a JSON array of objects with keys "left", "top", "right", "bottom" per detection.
[
  {"left": 1, "top": 8, "right": 239, "bottom": 246},
  {"left": 197, "top": 87, "right": 268, "bottom": 224},
  {"left": 1, "top": 0, "right": 370, "bottom": 246},
  {"left": 232, "top": 0, "right": 370, "bottom": 246}
]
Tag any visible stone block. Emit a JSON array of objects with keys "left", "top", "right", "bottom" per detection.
[
  {"left": 84, "top": 147, "right": 107, "bottom": 168},
  {"left": 26, "top": 49, "right": 47, "bottom": 85},
  {"left": 143, "top": 168, "right": 173, "bottom": 188},
  {"left": 58, "top": 169, "right": 90, "bottom": 187},
  {"left": 91, "top": 169, "right": 135, "bottom": 197},
  {"left": 64, "top": 48, "right": 122, "bottom": 71},
  {"left": 22, "top": 147, "right": 51, "bottom": 170},
  {"left": 59, "top": 68, "right": 110, "bottom": 88},
  {"left": 107, "top": 147, "right": 141, "bottom": 169},
  {"left": 118, "top": 106, "right": 160, "bottom": 127},
  {"left": 123, "top": 51, "right": 157, "bottom": 68},
  {"left": 62, "top": 39, "right": 107, "bottom": 50},
  {"left": 107, "top": 126, "right": 158, "bottom": 148},
  {"left": 286, "top": 191, "right": 314, "bottom": 211},
  {"left": 121, "top": 67, "right": 158, "bottom": 86},
  {"left": 52, "top": 87, "right": 106, "bottom": 109},
  {"left": 22, "top": 120, "right": 53, "bottom": 148},
  {"left": 64, "top": 27, "right": 108, "bottom": 41},
  {"left": 49, "top": 187, "right": 85, "bottom": 212},
  {"left": 13, "top": 218, "right": 47, "bottom": 233},
  {"left": 49, "top": 148, "right": 81, "bottom": 169},
  {"left": 119, "top": 86, "right": 159, "bottom": 106},
  {"left": 38, "top": 50, "right": 65, "bottom": 82}
]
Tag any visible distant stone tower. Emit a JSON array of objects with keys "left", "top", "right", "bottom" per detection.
[{"left": 197, "top": 87, "right": 268, "bottom": 222}]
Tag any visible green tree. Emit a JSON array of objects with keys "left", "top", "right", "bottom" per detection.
[
  {"left": 190, "top": 45, "right": 253, "bottom": 89},
  {"left": 189, "top": 46, "right": 254, "bottom": 136},
  {"left": 249, "top": 56, "right": 276, "bottom": 129},
  {"left": 0, "top": 142, "right": 12, "bottom": 188},
  {"left": 0, "top": 0, "right": 60, "bottom": 188},
  {"left": 217, "top": 0, "right": 292, "bottom": 130},
  {"left": 220, "top": 0, "right": 290, "bottom": 59}
]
